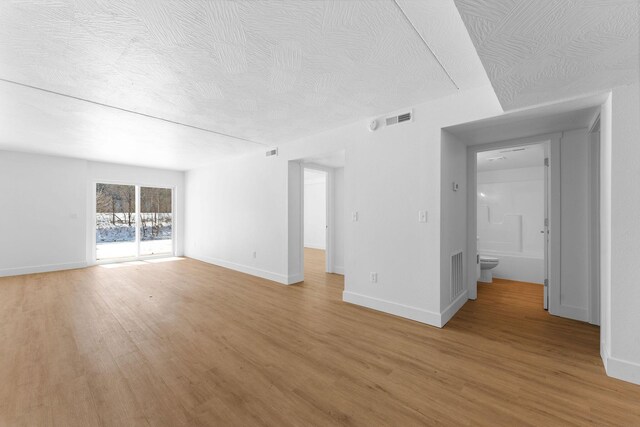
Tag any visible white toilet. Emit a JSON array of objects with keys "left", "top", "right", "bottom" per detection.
[{"left": 479, "top": 255, "right": 499, "bottom": 283}]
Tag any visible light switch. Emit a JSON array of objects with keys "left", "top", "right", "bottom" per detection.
[{"left": 418, "top": 210, "right": 427, "bottom": 223}]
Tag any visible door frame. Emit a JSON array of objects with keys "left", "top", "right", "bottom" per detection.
[
  {"left": 90, "top": 180, "right": 177, "bottom": 265},
  {"left": 588, "top": 116, "right": 601, "bottom": 325},
  {"left": 466, "top": 132, "right": 560, "bottom": 304}
]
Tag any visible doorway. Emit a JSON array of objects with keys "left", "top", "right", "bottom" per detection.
[
  {"left": 474, "top": 141, "right": 550, "bottom": 310},
  {"left": 287, "top": 150, "right": 345, "bottom": 284},
  {"left": 95, "top": 183, "right": 174, "bottom": 262},
  {"left": 303, "top": 167, "right": 329, "bottom": 276},
  {"left": 465, "top": 129, "right": 600, "bottom": 324}
]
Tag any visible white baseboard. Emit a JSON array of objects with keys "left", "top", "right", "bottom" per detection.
[
  {"left": 187, "top": 254, "right": 290, "bottom": 285},
  {"left": 440, "top": 290, "right": 469, "bottom": 327},
  {"left": 552, "top": 305, "right": 590, "bottom": 323},
  {"left": 287, "top": 273, "right": 304, "bottom": 285},
  {"left": 601, "top": 341, "right": 609, "bottom": 371},
  {"left": 343, "top": 291, "right": 442, "bottom": 327},
  {"left": 332, "top": 265, "right": 344, "bottom": 275},
  {"left": 304, "top": 244, "right": 326, "bottom": 250},
  {"left": 601, "top": 345, "right": 640, "bottom": 385},
  {"left": 0, "top": 261, "right": 87, "bottom": 278}
]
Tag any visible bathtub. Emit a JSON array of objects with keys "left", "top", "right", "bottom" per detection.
[{"left": 480, "top": 251, "right": 544, "bottom": 284}]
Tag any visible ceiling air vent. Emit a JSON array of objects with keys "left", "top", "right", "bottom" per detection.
[
  {"left": 266, "top": 148, "right": 278, "bottom": 157},
  {"left": 385, "top": 111, "right": 412, "bottom": 127}
]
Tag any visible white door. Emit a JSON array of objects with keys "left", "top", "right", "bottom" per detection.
[
  {"left": 548, "top": 132, "right": 591, "bottom": 322},
  {"left": 543, "top": 151, "right": 550, "bottom": 310}
]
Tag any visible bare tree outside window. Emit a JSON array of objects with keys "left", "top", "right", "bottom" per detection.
[
  {"left": 95, "top": 184, "right": 173, "bottom": 259},
  {"left": 96, "top": 183, "right": 137, "bottom": 259},
  {"left": 140, "top": 187, "right": 172, "bottom": 255}
]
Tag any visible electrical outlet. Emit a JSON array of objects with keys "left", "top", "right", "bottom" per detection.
[
  {"left": 370, "top": 272, "right": 378, "bottom": 283},
  {"left": 418, "top": 210, "right": 427, "bottom": 223},
  {"left": 253, "top": 251, "right": 257, "bottom": 259},
  {"left": 352, "top": 211, "right": 359, "bottom": 222}
]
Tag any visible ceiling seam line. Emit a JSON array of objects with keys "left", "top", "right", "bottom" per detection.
[
  {"left": 0, "top": 77, "right": 268, "bottom": 146},
  {"left": 391, "top": 0, "right": 460, "bottom": 90}
]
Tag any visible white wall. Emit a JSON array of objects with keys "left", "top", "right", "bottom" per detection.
[
  {"left": 604, "top": 83, "right": 640, "bottom": 384},
  {"left": 333, "top": 167, "right": 345, "bottom": 274},
  {"left": 287, "top": 161, "right": 303, "bottom": 283},
  {"left": 0, "top": 150, "right": 185, "bottom": 277},
  {"left": 185, "top": 154, "right": 290, "bottom": 283},
  {"left": 303, "top": 169, "right": 326, "bottom": 250},
  {"left": 477, "top": 166, "right": 545, "bottom": 284},
  {"left": 184, "top": 85, "right": 502, "bottom": 326},
  {"left": 440, "top": 130, "right": 468, "bottom": 319},
  {"left": 0, "top": 151, "right": 87, "bottom": 276}
]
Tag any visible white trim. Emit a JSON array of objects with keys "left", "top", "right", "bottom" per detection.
[
  {"left": 287, "top": 273, "right": 304, "bottom": 285},
  {"left": 548, "top": 134, "right": 562, "bottom": 317},
  {"left": 94, "top": 253, "right": 175, "bottom": 266},
  {"left": 588, "top": 127, "right": 601, "bottom": 325},
  {"left": 326, "top": 169, "right": 334, "bottom": 273},
  {"left": 304, "top": 244, "right": 326, "bottom": 250},
  {"left": 601, "top": 346, "right": 640, "bottom": 386},
  {"left": 440, "top": 290, "right": 469, "bottom": 326},
  {"left": 551, "top": 305, "right": 589, "bottom": 322},
  {"left": 466, "top": 148, "right": 478, "bottom": 299},
  {"left": 601, "top": 341, "right": 609, "bottom": 371},
  {"left": 0, "top": 261, "right": 87, "bottom": 278},
  {"left": 343, "top": 291, "right": 442, "bottom": 327},
  {"left": 135, "top": 185, "right": 141, "bottom": 258},
  {"left": 297, "top": 162, "right": 305, "bottom": 280},
  {"left": 188, "top": 254, "right": 291, "bottom": 285},
  {"left": 333, "top": 265, "right": 345, "bottom": 275}
]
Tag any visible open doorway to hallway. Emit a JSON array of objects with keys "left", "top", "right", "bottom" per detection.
[
  {"left": 303, "top": 168, "right": 328, "bottom": 277},
  {"left": 295, "top": 150, "right": 346, "bottom": 283}
]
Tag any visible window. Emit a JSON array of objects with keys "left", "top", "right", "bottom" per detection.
[
  {"left": 140, "top": 187, "right": 173, "bottom": 256},
  {"left": 95, "top": 183, "right": 173, "bottom": 261}
]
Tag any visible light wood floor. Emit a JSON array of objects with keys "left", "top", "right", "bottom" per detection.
[{"left": 1, "top": 249, "right": 639, "bottom": 426}]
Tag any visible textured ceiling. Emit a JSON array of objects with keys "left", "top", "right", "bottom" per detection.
[
  {"left": 0, "top": 0, "right": 474, "bottom": 154},
  {"left": 0, "top": 79, "right": 257, "bottom": 170},
  {"left": 454, "top": 0, "right": 640, "bottom": 110}
]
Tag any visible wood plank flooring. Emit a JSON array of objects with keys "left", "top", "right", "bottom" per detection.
[{"left": 1, "top": 249, "right": 639, "bottom": 426}]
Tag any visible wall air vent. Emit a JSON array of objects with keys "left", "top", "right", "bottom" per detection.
[
  {"left": 398, "top": 112, "right": 411, "bottom": 122},
  {"left": 266, "top": 148, "right": 278, "bottom": 157},
  {"left": 385, "top": 111, "right": 412, "bottom": 127},
  {"left": 451, "top": 251, "right": 464, "bottom": 302}
]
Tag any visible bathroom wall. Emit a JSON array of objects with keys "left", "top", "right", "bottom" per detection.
[{"left": 477, "top": 166, "right": 545, "bottom": 283}]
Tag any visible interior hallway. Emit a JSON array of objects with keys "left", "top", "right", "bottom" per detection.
[{"left": 0, "top": 255, "right": 638, "bottom": 425}]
